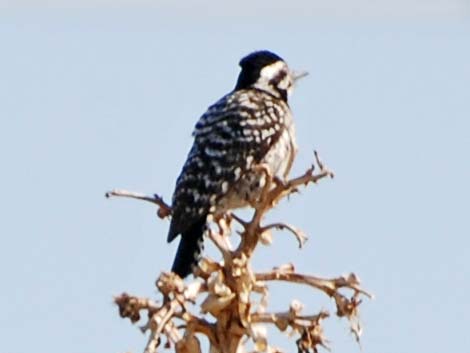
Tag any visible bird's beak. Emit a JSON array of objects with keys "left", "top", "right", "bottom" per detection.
[{"left": 292, "top": 70, "right": 309, "bottom": 82}]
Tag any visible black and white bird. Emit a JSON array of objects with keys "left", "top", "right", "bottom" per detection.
[{"left": 168, "top": 50, "right": 305, "bottom": 278}]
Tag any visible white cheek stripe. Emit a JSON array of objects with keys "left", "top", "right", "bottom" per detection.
[{"left": 260, "top": 61, "right": 285, "bottom": 79}]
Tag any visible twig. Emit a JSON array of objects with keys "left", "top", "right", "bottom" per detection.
[
  {"left": 260, "top": 222, "right": 308, "bottom": 248},
  {"left": 105, "top": 189, "right": 172, "bottom": 218},
  {"left": 207, "top": 228, "right": 233, "bottom": 265},
  {"left": 229, "top": 213, "right": 249, "bottom": 228},
  {"left": 251, "top": 310, "right": 329, "bottom": 327},
  {"left": 235, "top": 152, "right": 333, "bottom": 258},
  {"left": 251, "top": 309, "right": 330, "bottom": 352},
  {"left": 255, "top": 271, "right": 373, "bottom": 299}
]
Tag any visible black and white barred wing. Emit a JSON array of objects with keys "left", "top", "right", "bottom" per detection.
[{"left": 168, "top": 90, "right": 290, "bottom": 241}]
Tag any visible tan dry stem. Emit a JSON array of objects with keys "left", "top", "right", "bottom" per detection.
[{"left": 108, "top": 153, "right": 371, "bottom": 353}]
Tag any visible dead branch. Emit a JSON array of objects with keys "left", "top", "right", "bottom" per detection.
[
  {"left": 259, "top": 222, "right": 308, "bottom": 248},
  {"left": 105, "top": 189, "right": 172, "bottom": 219},
  {"left": 252, "top": 311, "right": 329, "bottom": 327},
  {"left": 251, "top": 304, "right": 331, "bottom": 353},
  {"left": 108, "top": 154, "right": 372, "bottom": 353},
  {"left": 255, "top": 271, "right": 373, "bottom": 299},
  {"left": 234, "top": 152, "right": 334, "bottom": 259},
  {"left": 255, "top": 270, "right": 372, "bottom": 343}
]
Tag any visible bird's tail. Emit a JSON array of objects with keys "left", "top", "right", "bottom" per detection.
[{"left": 171, "top": 220, "right": 206, "bottom": 278}]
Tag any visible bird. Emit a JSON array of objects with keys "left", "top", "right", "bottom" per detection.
[{"left": 167, "top": 50, "right": 305, "bottom": 278}]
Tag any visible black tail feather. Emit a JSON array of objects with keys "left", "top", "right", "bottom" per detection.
[{"left": 171, "top": 220, "right": 205, "bottom": 278}]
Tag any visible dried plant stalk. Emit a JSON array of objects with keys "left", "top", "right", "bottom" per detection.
[{"left": 108, "top": 152, "right": 371, "bottom": 353}]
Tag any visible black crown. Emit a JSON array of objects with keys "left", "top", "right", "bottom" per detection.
[{"left": 235, "top": 50, "right": 285, "bottom": 90}]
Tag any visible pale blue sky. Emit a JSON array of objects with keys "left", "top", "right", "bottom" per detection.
[{"left": 1, "top": 2, "right": 469, "bottom": 353}]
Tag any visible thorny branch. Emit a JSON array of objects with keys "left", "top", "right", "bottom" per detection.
[{"left": 108, "top": 152, "right": 371, "bottom": 353}]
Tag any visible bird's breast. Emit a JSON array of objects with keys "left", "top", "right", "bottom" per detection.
[{"left": 213, "top": 119, "right": 297, "bottom": 215}]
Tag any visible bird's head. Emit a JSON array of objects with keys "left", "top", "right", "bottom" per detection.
[{"left": 235, "top": 50, "right": 307, "bottom": 102}]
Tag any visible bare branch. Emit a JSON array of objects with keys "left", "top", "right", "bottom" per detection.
[
  {"left": 252, "top": 310, "right": 329, "bottom": 328},
  {"left": 229, "top": 213, "right": 249, "bottom": 228},
  {"left": 105, "top": 189, "right": 172, "bottom": 219},
  {"left": 110, "top": 154, "right": 372, "bottom": 353},
  {"left": 260, "top": 222, "right": 308, "bottom": 248},
  {"left": 255, "top": 270, "right": 372, "bottom": 344},
  {"left": 255, "top": 271, "right": 373, "bottom": 299},
  {"left": 251, "top": 308, "right": 330, "bottom": 353}
]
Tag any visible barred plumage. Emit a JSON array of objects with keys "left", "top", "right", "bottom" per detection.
[{"left": 168, "top": 50, "right": 303, "bottom": 277}]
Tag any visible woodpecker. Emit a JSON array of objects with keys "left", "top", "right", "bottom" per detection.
[{"left": 168, "top": 50, "right": 305, "bottom": 278}]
